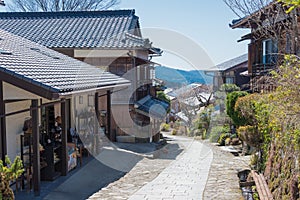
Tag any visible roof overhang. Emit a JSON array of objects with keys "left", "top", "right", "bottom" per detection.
[
  {"left": 59, "top": 82, "right": 130, "bottom": 98},
  {"left": 230, "top": 1, "right": 289, "bottom": 29},
  {"left": 136, "top": 57, "right": 160, "bottom": 67},
  {"left": 240, "top": 70, "right": 250, "bottom": 77},
  {"left": 237, "top": 33, "right": 253, "bottom": 42},
  {"left": 135, "top": 95, "right": 170, "bottom": 119},
  {"left": 0, "top": 67, "right": 131, "bottom": 100},
  {"left": 0, "top": 69, "right": 60, "bottom": 100},
  {"left": 148, "top": 47, "right": 163, "bottom": 56}
]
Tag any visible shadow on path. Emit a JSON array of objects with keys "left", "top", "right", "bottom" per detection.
[{"left": 15, "top": 136, "right": 184, "bottom": 200}]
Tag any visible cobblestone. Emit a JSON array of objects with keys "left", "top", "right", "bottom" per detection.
[
  {"left": 89, "top": 135, "right": 188, "bottom": 200},
  {"left": 89, "top": 135, "right": 250, "bottom": 200},
  {"left": 202, "top": 141, "right": 250, "bottom": 200}
]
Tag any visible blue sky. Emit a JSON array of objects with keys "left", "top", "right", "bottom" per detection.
[
  {"left": 117, "top": 1, "right": 250, "bottom": 70},
  {"left": 0, "top": 0, "right": 250, "bottom": 70}
]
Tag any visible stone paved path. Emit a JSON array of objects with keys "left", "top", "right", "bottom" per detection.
[
  {"left": 129, "top": 139, "right": 213, "bottom": 200},
  {"left": 203, "top": 141, "right": 250, "bottom": 200},
  {"left": 89, "top": 135, "right": 213, "bottom": 200},
  {"left": 89, "top": 134, "right": 250, "bottom": 200}
]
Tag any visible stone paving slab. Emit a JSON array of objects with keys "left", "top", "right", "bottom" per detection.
[
  {"left": 128, "top": 139, "right": 213, "bottom": 200},
  {"left": 202, "top": 141, "right": 250, "bottom": 200},
  {"left": 88, "top": 135, "right": 250, "bottom": 200},
  {"left": 89, "top": 135, "right": 188, "bottom": 200}
]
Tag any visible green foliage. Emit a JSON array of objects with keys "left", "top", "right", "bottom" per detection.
[
  {"left": 235, "top": 94, "right": 272, "bottom": 156},
  {"left": 171, "top": 129, "right": 177, "bottom": 135},
  {"left": 0, "top": 155, "right": 24, "bottom": 200},
  {"left": 278, "top": 0, "right": 300, "bottom": 13},
  {"left": 237, "top": 125, "right": 262, "bottom": 147},
  {"left": 234, "top": 94, "right": 260, "bottom": 125},
  {"left": 219, "top": 83, "right": 240, "bottom": 93},
  {"left": 209, "top": 125, "right": 230, "bottom": 143},
  {"left": 218, "top": 132, "right": 231, "bottom": 146},
  {"left": 157, "top": 91, "right": 170, "bottom": 113},
  {"left": 214, "top": 84, "right": 240, "bottom": 103},
  {"left": 237, "top": 55, "right": 300, "bottom": 199},
  {"left": 161, "top": 123, "right": 170, "bottom": 131},
  {"left": 267, "top": 56, "right": 300, "bottom": 199},
  {"left": 226, "top": 91, "right": 248, "bottom": 126},
  {"left": 193, "top": 105, "right": 214, "bottom": 134},
  {"left": 157, "top": 91, "right": 170, "bottom": 103},
  {"left": 250, "top": 153, "right": 259, "bottom": 167}
]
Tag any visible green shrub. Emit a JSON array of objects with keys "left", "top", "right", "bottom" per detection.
[
  {"left": 218, "top": 133, "right": 231, "bottom": 146},
  {"left": 171, "top": 129, "right": 177, "bottom": 135},
  {"left": 209, "top": 126, "right": 223, "bottom": 142},
  {"left": 161, "top": 123, "right": 170, "bottom": 131},
  {"left": 209, "top": 125, "right": 230, "bottom": 143},
  {"left": 225, "top": 137, "right": 231, "bottom": 145},
  {"left": 0, "top": 156, "right": 24, "bottom": 200},
  {"left": 226, "top": 91, "right": 248, "bottom": 126},
  {"left": 202, "top": 129, "right": 207, "bottom": 140},
  {"left": 220, "top": 83, "right": 240, "bottom": 93},
  {"left": 237, "top": 125, "right": 262, "bottom": 147}
]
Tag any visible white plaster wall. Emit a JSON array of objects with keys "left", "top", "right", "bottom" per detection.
[
  {"left": 72, "top": 93, "right": 97, "bottom": 133},
  {"left": 3, "top": 82, "right": 40, "bottom": 100},
  {"left": 74, "top": 49, "right": 128, "bottom": 58},
  {"left": 5, "top": 101, "right": 31, "bottom": 160},
  {"left": 54, "top": 103, "right": 61, "bottom": 119},
  {"left": 3, "top": 81, "right": 58, "bottom": 160}
]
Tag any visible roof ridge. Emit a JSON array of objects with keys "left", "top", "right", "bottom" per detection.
[{"left": 0, "top": 9, "right": 135, "bottom": 18}]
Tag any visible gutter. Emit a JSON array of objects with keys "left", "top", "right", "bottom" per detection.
[{"left": 58, "top": 82, "right": 131, "bottom": 98}]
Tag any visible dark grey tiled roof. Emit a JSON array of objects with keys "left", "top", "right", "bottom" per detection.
[
  {"left": 0, "top": 29, "right": 130, "bottom": 99},
  {"left": 207, "top": 54, "right": 248, "bottom": 71},
  {"left": 136, "top": 95, "right": 169, "bottom": 119},
  {"left": 0, "top": 10, "right": 150, "bottom": 49}
]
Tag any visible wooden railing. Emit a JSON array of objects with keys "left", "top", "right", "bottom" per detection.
[{"left": 251, "top": 170, "right": 273, "bottom": 200}]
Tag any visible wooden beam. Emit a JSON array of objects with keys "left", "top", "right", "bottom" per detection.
[
  {"left": 94, "top": 93, "right": 100, "bottom": 154},
  {"left": 0, "top": 71, "right": 59, "bottom": 100},
  {"left": 251, "top": 170, "right": 273, "bottom": 200},
  {"left": 107, "top": 90, "right": 112, "bottom": 141},
  {"left": 31, "top": 99, "right": 40, "bottom": 196},
  {"left": 60, "top": 99, "right": 68, "bottom": 176},
  {"left": 0, "top": 99, "right": 63, "bottom": 119},
  {"left": 0, "top": 81, "right": 7, "bottom": 162},
  {"left": 4, "top": 99, "right": 29, "bottom": 104},
  {"left": 95, "top": 92, "right": 99, "bottom": 121}
]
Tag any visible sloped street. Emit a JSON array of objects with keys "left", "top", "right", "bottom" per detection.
[{"left": 89, "top": 134, "right": 249, "bottom": 200}]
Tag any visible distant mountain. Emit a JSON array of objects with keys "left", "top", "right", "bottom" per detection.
[{"left": 155, "top": 66, "right": 213, "bottom": 88}]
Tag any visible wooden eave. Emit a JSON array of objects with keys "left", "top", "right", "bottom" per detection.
[
  {"left": 0, "top": 70, "right": 59, "bottom": 100},
  {"left": 230, "top": 1, "right": 282, "bottom": 29}
]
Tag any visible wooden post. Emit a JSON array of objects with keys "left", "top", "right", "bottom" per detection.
[
  {"left": 0, "top": 81, "right": 7, "bottom": 162},
  {"left": 95, "top": 92, "right": 99, "bottom": 121},
  {"left": 94, "top": 93, "right": 99, "bottom": 154},
  {"left": 60, "top": 99, "right": 68, "bottom": 176},
  {"left": 107, "top": 90, "right": 112, "bottom": 141},
  {"left": 31, "top": 99, "right": 40, "bottom": 196}
]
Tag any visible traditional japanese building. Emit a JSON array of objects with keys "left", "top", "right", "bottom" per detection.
[
  {"left": 0, "top": 10, "right": 168, "bottom": 142},
  {"left": 0, "top": 28, "right": 130, "bottom": 195}
]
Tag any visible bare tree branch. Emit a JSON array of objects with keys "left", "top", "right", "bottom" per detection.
[{"left": 8, "top": 0, "right": 120, "bottom": 12}]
